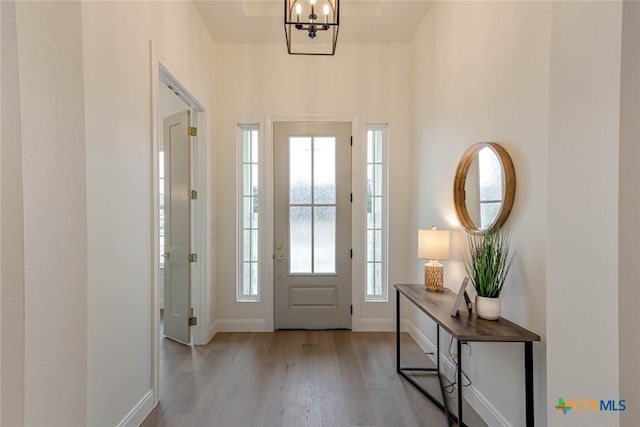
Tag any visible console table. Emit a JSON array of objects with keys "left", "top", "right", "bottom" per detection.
[{"left": 395, "top": 284, "right": 540, "bottom": 427}]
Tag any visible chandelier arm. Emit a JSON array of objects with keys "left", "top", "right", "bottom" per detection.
[{"left": 294, "top": 25, "right": 332, "bottom": 31}]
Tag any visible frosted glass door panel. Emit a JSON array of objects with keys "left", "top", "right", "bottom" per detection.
[
  {"left": 290, "top": 206, "right": 312, "bottom": 273},
  {"left": 313, "top": 137, "right": 336, "bottom": 204},
  {"left": 314, "top": 207, "right": 336, "bottom": 273},
  {"left": 290, "top": 137, "right": 312, "bottom": 204}
]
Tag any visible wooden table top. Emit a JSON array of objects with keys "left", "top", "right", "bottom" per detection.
[{"left": 395, "top": 284, "right": 541, "bottom": 343}]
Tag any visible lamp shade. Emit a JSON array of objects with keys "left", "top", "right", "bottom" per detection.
[{"left": 418, "top": 228, "right": 450, "bottom": 260}]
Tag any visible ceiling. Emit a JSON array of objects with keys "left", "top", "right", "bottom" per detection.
[{"left": 193, "top": 0, "right": 432, "bottom": 43}]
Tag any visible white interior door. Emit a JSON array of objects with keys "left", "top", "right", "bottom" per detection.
[
  {"left": 274, "top": 122, "right": 352, "bottom": 329},
  {"left": 163, "top": 110, "right": 192, "bottom": 344}
]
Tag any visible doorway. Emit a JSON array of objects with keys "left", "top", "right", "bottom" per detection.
[
  {"left": 273, "top": 121, "right": 352, "bottom": 329},
  {"left": 152, "top": 61, "right": 210, "bottom": 407}
]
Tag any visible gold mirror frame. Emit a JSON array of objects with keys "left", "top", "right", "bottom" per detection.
[{"left": 453, "top": 142, "right": 516, "bottom": 233}]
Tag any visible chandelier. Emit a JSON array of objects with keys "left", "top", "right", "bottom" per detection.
[{"left": 284, "top": 0, "right": 340, "bottom": 55}]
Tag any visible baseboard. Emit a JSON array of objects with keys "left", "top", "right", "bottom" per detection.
[
  {"left": 404, "top": 320, "right": 512, "bottom": 427},
  {"left": 212, "top": 318, "right": 269, "bottom": 332},
  {"left": 211, "top": 318, "right": 400, "bottom": 333},
  {"left": 355, "top": 318, "right": 397, "bottom": 331},
  {"left": 206, "top": 320, "right": 218, "bottom": 342},
  {"left": 116, "top": 389, "right": 155, "bottom": 427}
]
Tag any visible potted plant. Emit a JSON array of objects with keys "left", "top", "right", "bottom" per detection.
[{"left": 464, "top": 228, "right": 514, "bottom": 320}]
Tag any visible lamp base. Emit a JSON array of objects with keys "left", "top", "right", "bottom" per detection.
[{"left": 424, "top": 262, "right": 444, "bottom": 292}]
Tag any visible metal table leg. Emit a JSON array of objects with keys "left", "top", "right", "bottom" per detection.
[
  {"left": 437, "top": 325, "right": 451, "bottom": 427},
  {"left": 525, "top": 341, "right": 534, "bottom": 427},
  {"left": 396, "top": 289, "right": 400, "bottom": 373},
  {"left": 457, "top": 339, "right": 463, "bottom": 427}
]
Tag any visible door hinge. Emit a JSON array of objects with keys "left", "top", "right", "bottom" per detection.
[
  {"left": 350, "top": 305, "right": 353, "bottom": 315},
  {"left": 189, "top": 308, "right": 197, "bottom": 326},
  {"left": 188, "top": 126, "right": 197, "bottom": 136},
  {"left": 350, "top": 193, "right": 353, "bottom": 203},
  {"left": 350, "top": 136, "right": 353, "bottom": 146},
  {"left": 189, "top": 253, "right": 198, "bottom": 263},
  {"left": 350, "top": 249, "right": 353, "bottom": 259},
  {"left": 190, "top": 189, "right": 198, "bottom": 200}
]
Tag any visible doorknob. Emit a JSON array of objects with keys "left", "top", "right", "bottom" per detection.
[
  {"left": 162, "top": 252, "right": 170, "bottom": 258},
  {"left": 274, "top": 254, "right": 289, "bottom": 261}
]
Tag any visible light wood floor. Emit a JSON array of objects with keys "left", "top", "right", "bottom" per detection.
[{"left": 141, "top": 331, "right": 486, "bottom": 427}]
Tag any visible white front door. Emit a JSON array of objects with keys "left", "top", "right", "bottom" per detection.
[
  {"left": 274, "top": 122, "right": 352, "bottom": 329},
  {"left": 163, "top": 110, "right": 192, "bottom": 344}
]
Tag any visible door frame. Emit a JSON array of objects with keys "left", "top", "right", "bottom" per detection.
[
  {"left": 265, "top": 114, "right": 365, "bottom": 331},
  {"left": 150, "top": 52, "right": 211, "bottom": 404}
]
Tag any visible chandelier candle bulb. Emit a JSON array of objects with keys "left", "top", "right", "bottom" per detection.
[{"left": 295, "top": 3, "right": 301, "bottom": 22}]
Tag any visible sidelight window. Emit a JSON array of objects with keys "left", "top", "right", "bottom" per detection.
[
  {"left": 237, "top": 125, "right": 260, "bottom": 301},
  {"left": 365, "top": 125, "right": 388, "bottom": 301}
]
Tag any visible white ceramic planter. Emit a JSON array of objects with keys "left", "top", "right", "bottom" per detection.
[{"left": 475, "top": 296, "right": 501, "bottom": 320}]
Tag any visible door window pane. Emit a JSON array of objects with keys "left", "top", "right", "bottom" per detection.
[
  {"left": 290, "top": 206, "right": 312, "bottom": 273},
  {"left": 367, "top": 230, "right": 375, "bottom": 261},
  {"left": 374, "top": 197, "right": 382, "bottom": 229},
  {"left": 374, "top": 164, "right": 382, "bottom": 196},
  {"left": 289, "top": 137, "right": 312, "bottom": 204},
  {"left": 314, "top": 207, "right": 336, "bottom": 273},
  {"left": 374, "top": 229, "right": 382, "bottom": 262},
  {"left": 243, "top": 197, "right": 251, "bottom": 229},
  {"left": 243, "top": 230, "right": 252, "bottom": 262},
  {"left": 243, "top": 164, "right": 251, "bottom": 196},
  {"left": 313, "top": 137, "right": 336, "bottom": 204},
  {"left": 243, "top": 263, "right": 251, "bottom": 296}
]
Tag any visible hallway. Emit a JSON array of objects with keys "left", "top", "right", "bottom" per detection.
[{"left": 142, "top": 331, "right": 485, "bottom": 427}]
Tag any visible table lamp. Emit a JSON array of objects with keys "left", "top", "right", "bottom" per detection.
[{"left": 418, "top": 226, "right": 450, "bottom": 292}]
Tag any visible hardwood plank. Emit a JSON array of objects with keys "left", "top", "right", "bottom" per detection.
[{"left": 142, "top": 331, "right": 488, "bottom": 427}]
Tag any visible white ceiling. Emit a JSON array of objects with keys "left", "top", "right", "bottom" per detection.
[{"left": 193, "top": 0, "right": 432, "bottom": 43}]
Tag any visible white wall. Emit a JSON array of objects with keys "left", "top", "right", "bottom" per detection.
[
  {"left": 410, "top": 2, "right": 634, "bottom": 427},
  {"left": 619, "top": 3, "right": 640, "bottom": 425},
  {"left": 0, "top": 1, "right": 217, "bottom": 425},
  {"left": 0, "top": 2, "right": 3, "bottom": 421},
  {"left": 1, "top": 2, "right": 25, "bottom": 425},
  {"left": 14, "top": 2, "right": 88, "bottom": 425},
  {"left": 82, "top": 3, "right": 154, "bottom": 424},
  {"left": 82, "top": 1, "right": 216, "bottom": 425},
  {"left": 212, "top": 42, "right": 413, "bottom": 332},
  {"left": 547, "top": 2, "right": 623, "bottom": 426},
  {"left": 410, "top": 2, "right": 550, "bottom": 425},
  {"left": 0, "top": 3, "right": 2, "bottom": 421}
]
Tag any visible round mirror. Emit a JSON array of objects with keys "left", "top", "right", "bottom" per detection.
[{"left": 453, "top": 142, "right": 515, "bottom": 232}]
